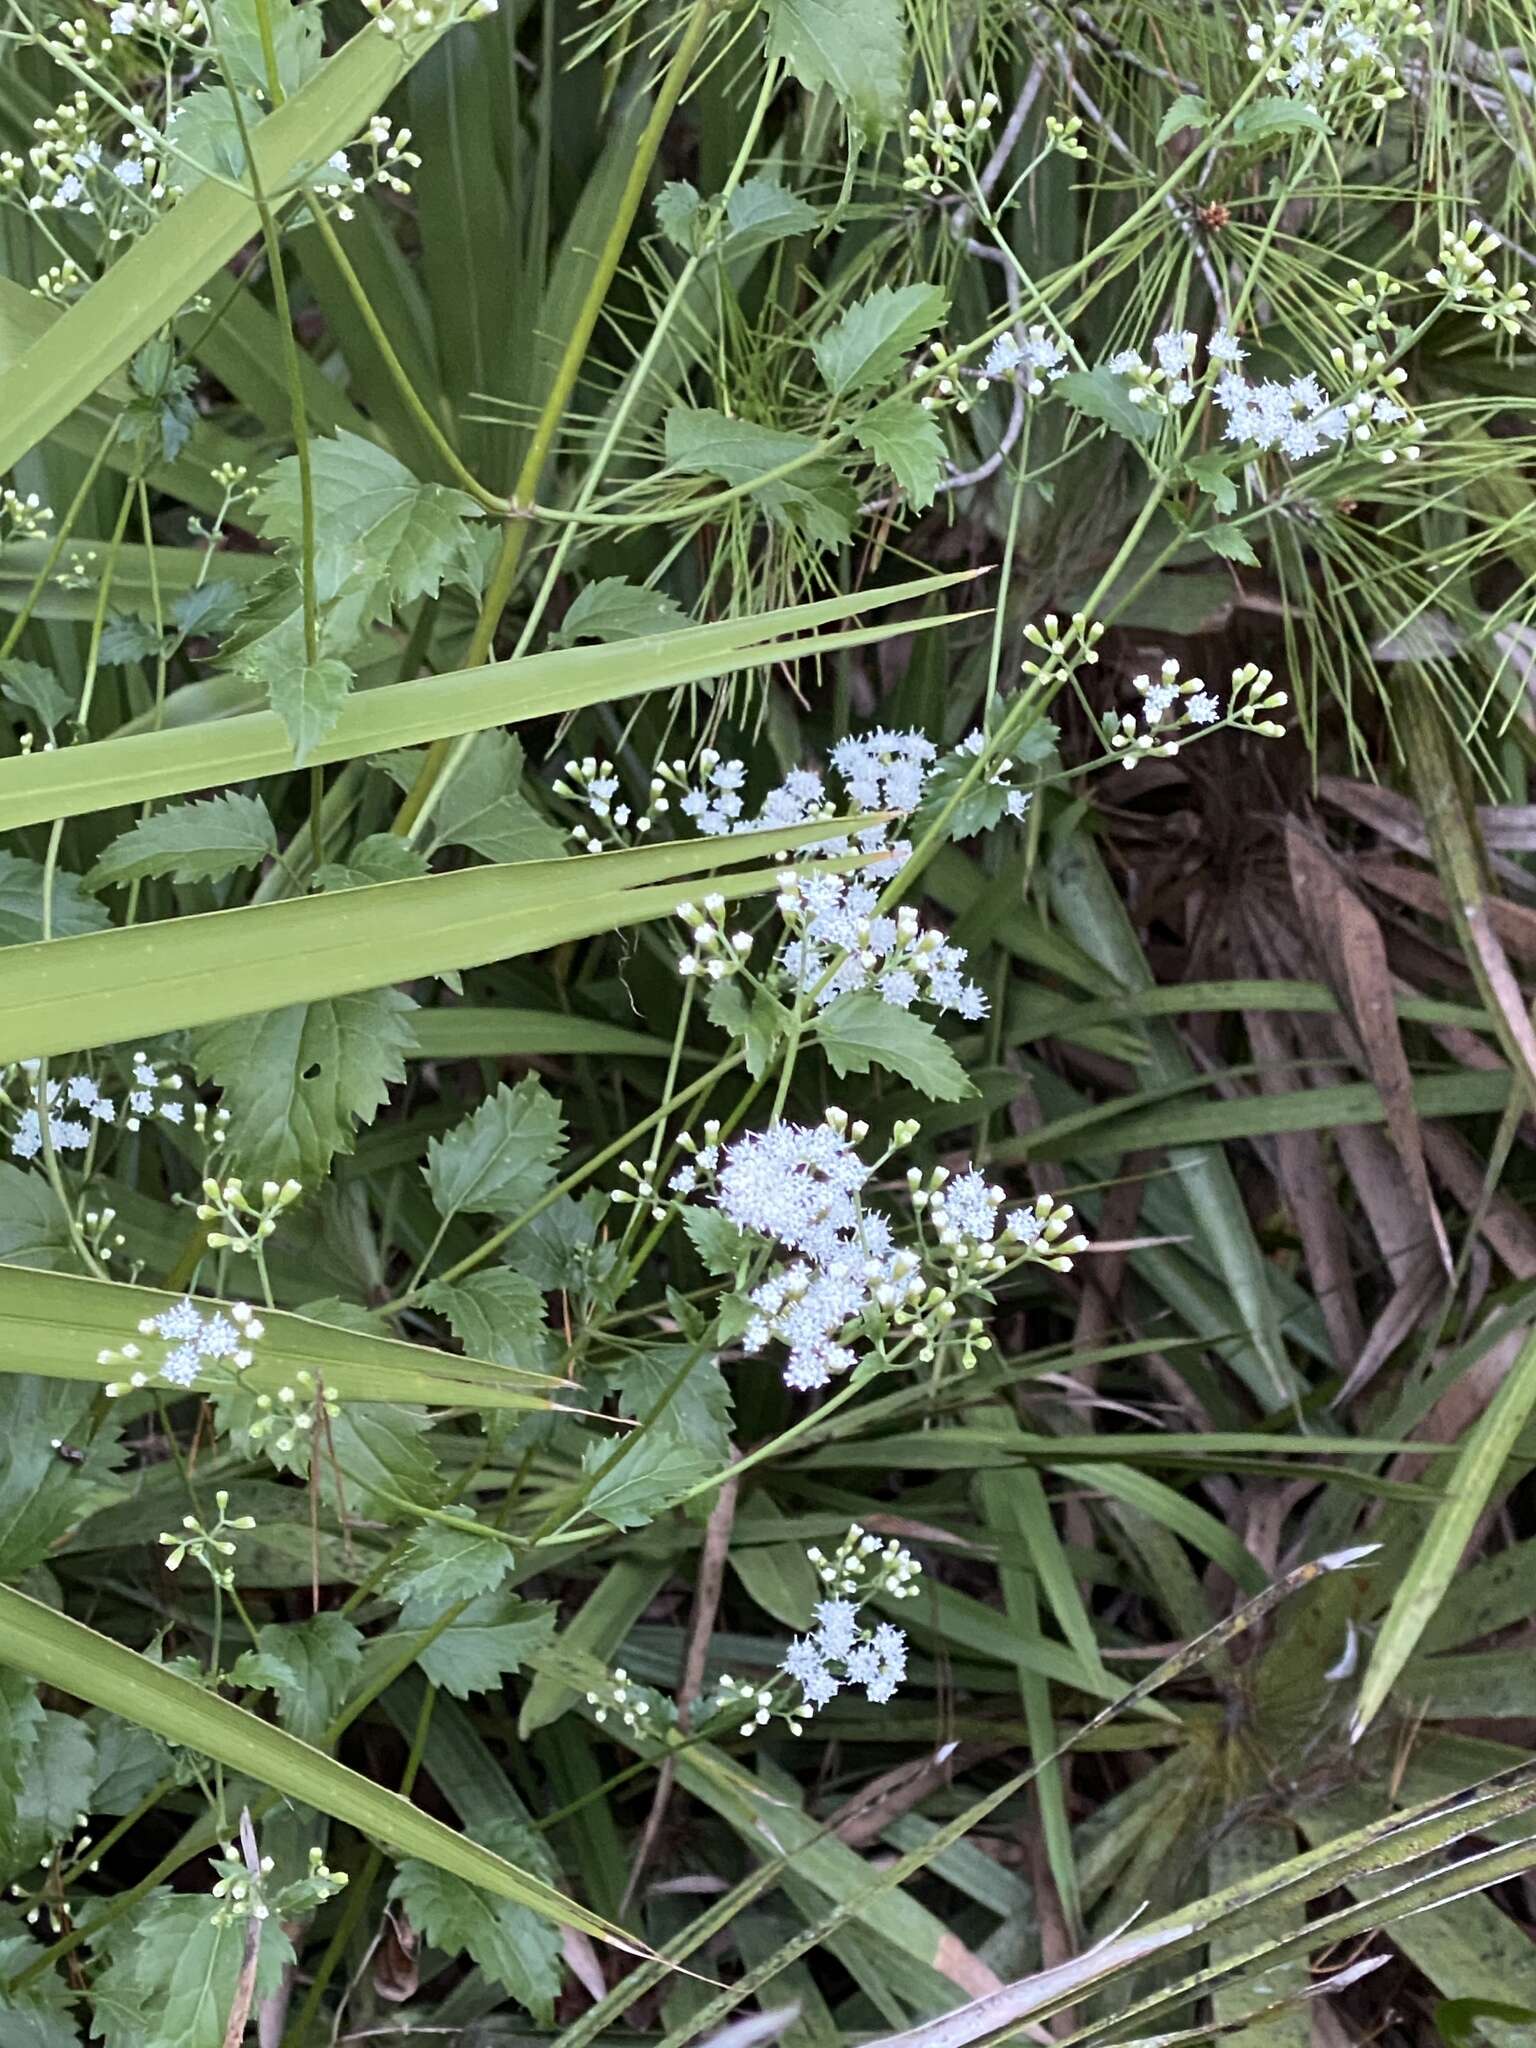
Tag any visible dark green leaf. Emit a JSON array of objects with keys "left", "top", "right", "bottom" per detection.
[{"left": 816, "top": 990, "right": 974, "bottom": 1100}]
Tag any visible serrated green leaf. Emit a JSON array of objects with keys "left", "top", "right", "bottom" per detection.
[
  {"left": 14, "top": 1711, "right": 96, "bottom": 1867},
  {"left": 0, "top": 1165, "right": 76, "bottom": 1269},
  {"left": 813, "top": 284, "right": 948, "bottom": 397},
  {"left": 1185, "top": 450, "right": 1239, "bottom": 515},
  {"left": 390, "top": 1818, "right": 563, "bottom": 2018},
  {"left": 578, "top": 1434, "right": 717, "bottom": 1530},
  {"left": 192, "top": 985, "right": 417, "bottom": 1184},
  {"left": 722, "top": 173, "right": 819, "bottom": 255},
  {"left": 401, "top": 1589, "right": 555, "bottom": 1697},
  {"left": 664, "top": 406, "right": 856, "bottom": 550},
  {"left": 1234, "top": 95, "right": 1331, "bottom": 141},
  {"left": 421, "top": 1268, "right": 548, "bottom": 1366},
  {"left": 0, "top": 660, "right": 75, "bottom": 736},
  {"left": 416, "top": 730, "right": 565, "bottom": 863},
  {"left": 85, "top": 792, "right": 277, "bottom": 892},
  {"left": 0, "top": 1668, "right": 43, "bottom": 1845},
  {"left": 168, "top": 579, "right": 243, "bottom": 639},
  {"left": 616, "top": 1344, "right": 733, "bottom": 1460},
  {"left": 388, "top": 1521, "right": 515, "bottom": 1613},
  {"left": 549, "top": 577, "right": 690, "bottom": 648},
  {"left": 328, "top": 1403, "right": 441, "bottom": 1518},
  {"left": 854, "top": 397, "right": 947, "bottom": 509},
  {"left": 1201, "top": 525, "right": 1261, "bottom": 567},
  {"left": 267, "top": 656, "right": 354, "bottom": 766},
  {"left": 1156, "top": 92, "right": 1210, "bottom": 144},
  {"left": 680, "top": 1206, "right": 746, "bottom": 1276},
  {"left": 763, "top": 0, "right": 908, "bottom": 143},
  {"left": 252, "top": 430, "right": 482, "bottom": 608},
  {"left": 228, "top": 1613, "right": 362, "bottom": 1743},
  {"left": 1056, "top": 367, "right": 1158, "bottom": 445},
  {"left": 313, "top": 831, "right": 430, "bottom": 891},
  {"left": 211, "top": 0, "right": 322, "bottom": 100},
  {"left": 88, "top": 1895, "right": 292, "bottom": 2048},
  {"left": 0, "top": 1376, "right": 124, "bottom": 1578},
  {"left": 816, "top": 989, "right": 974, "bottom": 1100},
  {"left": 654, "top": 179, "right": 702, "bottom": 249},
  {"left": 0, "top": 852, "right": 110, "bottom": 946},
  {"left": 426, "top": 1075, "right": 565, "bottom": 1224},
  {"left": 0, "top": 1929, "right": 81, "bottom": 2048}
]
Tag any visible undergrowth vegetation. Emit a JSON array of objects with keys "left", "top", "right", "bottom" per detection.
[{"left": 4, "top": 0, "right": 1536, "bottom": 2041}]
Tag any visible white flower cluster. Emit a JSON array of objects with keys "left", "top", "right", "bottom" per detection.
[
  {"left": 0, "top": 487, "right": 53, "bottom": 545},
  {"left": 247, "top": 1370, "right": 337, "bottom": 1458},
  {"left": 362, "top": 0, "right": 497, "bottom": 36},
  {"left": 195, "top": 1174, "right": 303, "bottom": 1254},
  {"left": 158, "top": 1487, "right": 255, "bottom": 1584},
  {"left": 210, "top": 1844, "right": 347, "bottom": 1929},
  {"left": 1104, "top": 658, "right": 1288, "bottom": 767},
  {"left": 679, "top": 1111, "right": 1086, "bottom": 1392},
  {"left": 1217, "top": 347, "right": 1420, "bottom": 464},
  {"left": 1427, "top": 221, "right": 1530, "bottom": 336},
  {"left": 1108, "top": 327, "right": 1209, "bottom": 411},
  {"left": 978, "top": 326, "right": 1070, "bottom": 396},
  {"left": 2, "top": 90, "right": 167, "bottom": 249},
  {"left": 106, "top": 0, "right": 208, "bottom": 41},
  {"left": 314, "top": 117, "right": 423, "bottom": 221},
  {"left": 781, "top": 1525, "right": 922, "bottom": 1728},
  {"left": 1246, "top": 0, "right": 1429, "bottom": 114},
  {"left": 902, "top": 92, "right": 999, "bottom": 195},
  {"left": 775, "top": 870, "right": 989, "bottom": 1019},
  {"left": 102, "top": 1295, "right": 263, "bottom": 1393},
  {"left": 584, "top": 1666, "right": 656, "bottom": 1734},
  {"left": 4, "top": 1053, "right": 185, "bottom": 1165}
]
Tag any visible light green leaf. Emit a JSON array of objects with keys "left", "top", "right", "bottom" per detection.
[
  {"left": 162, "top": 86, "right": 266, "bottom": 191},
  {"left": 722, "top": 173, "right": 819, "bottom": 255},
  {"left": 211, "top": 0, "right": 322, "bottom": 100},
  {"left": 415, "top": 730, "right": 565, "bottom": 863},
  {"left": 0, "top": 660, "right": 75, "bottom": 736},
  {"left": 680, "top": 1206, "right": 746, "bottom": 1277},
  {"left": 328, "top": 1403, "right": 441, "bottom": 1518},
  {"left": 0, "top": 1929, "right": 81, "bottom": 2048},
  {"left": 0, "top": 1668, "right": 43, "bottom": 1844},
  {"left": 252, "top": 431, "right": 482, "bottom": 607},
  {"left": 403, "top": 1589, "right": 556, "bottom": 1697},
  {"left": 388, "top": 1522, "right": 515, "bottom": 1614},
  {"left": 421, "top": 1268, "right": 549, "bottom": 1366},
  {"left": 549, "top": 577, "right": 690, "bottom": 648},
  {"left": 664, "top": 406, "right": 856, "bottom": 549},
  {"left": 267, "top": 656, "right": 354, "bottom": 766},
  {"left": 854, "top": 398, "right": 947, "bottom": 508},
  {"left": 1201, "top": 525, "right": 1261, "bottom": 567},
  {"left": 192, "top": 985, "right": 417, "bottom": 1185},
  {"left": 578, "top": 1434, "right": 717, "bottom": 1530},
  {"left": 313, "top": 832, "right": 430, "bottom": 891},
  {"left": 1156, "top": 92, "right": 1210, "bottom": 144},
  {"left": 0, "top": 1165, "right": 76, "bottom": 1270},
  {"left": 616, "top": 1345, "right": 734, "bottom": 1460},
  {"left": 816, "top": 990, "right": 974, "bottom": 1101},
  {"left": 654, "top": 179, "right": 702, "bottom": 249},
  {"left": 14, "top": 1710, "right": 96, "bottom": 1865},
  {"left": 0, "top": 1376, "right": 124, "bottom": 1579},
  {"left": 1233, "top": 96, "right": 1331, "bottom": 141},
  {"left": 227, "top": 1613, "right": 363, "bottom": 1743},
  {"left": 1353, "top": 1325, "right": 1536, "bottom": 1739},
  {"left": 1056, "top": 367, "right": 1158, "bottom": 445},
  {"left": 390, "top": 1818, "right": 563, "bottom": 2018},
  {"left": 85, "top": 791, "right": 277, "bottom": 892},
  {"left": 1185, "top": 450, "right": 1240, "bottom": 515},
  {"left": 813, "top": 284, "right": 948, "bottom": 396},
  {"left": 88, "top": 1894, "right": 291, "bottom": 2048},
  {"left": 426, "top": 1074, "right": 566, "bottom": 1224},
  {"left": 763, "top": 0, "right": 909, "bottom": 142},
  {"left": 0, "top": 852, "right": 110, "bottom": 946}
]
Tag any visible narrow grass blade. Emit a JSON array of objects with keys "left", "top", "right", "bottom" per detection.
[
  {"left": 0, "top": 1266, "right": 559, "bottom": 1408},
  {"left": 0, "top": 1583, "right": 646, "bottom": 1954},
  {"left": 1352, "top": 1324, "right": 1536, "bottom": 1740}
]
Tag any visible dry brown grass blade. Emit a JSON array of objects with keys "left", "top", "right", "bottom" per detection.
[{"left": 1285, "top": 821, "right": 1451, "bottom": 1273}]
